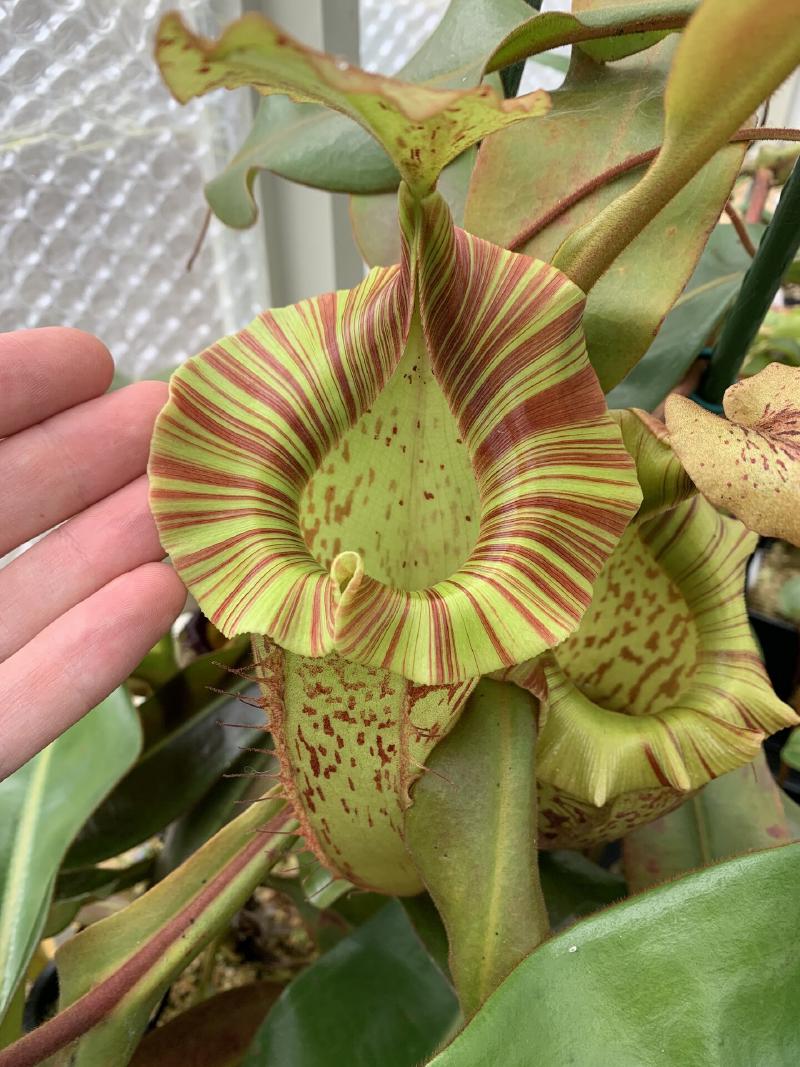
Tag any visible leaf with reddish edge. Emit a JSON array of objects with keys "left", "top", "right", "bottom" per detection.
[
  {"left": 606, "top": 223, "right": 759, "bottom": 412},
  {"left": 201, "top": 0, "right": 697, "bottom": 227},
  {"left": 500, "top": 412, "right": 796, "bottom": 849},
  {"left": 242, "top": 901, "right": 459, "bottom": 1067},
  {"left": 623, "top": 751, "right": 792, "bottom": 892},
  {"left": 0, "top": 795, "right": 296, "bottom": 1067},
  {"left": 666, "top": 363, "right": 800, "bottom": 546},
  {"left": 252, "top": 636, "right": 475, "bottom": 896},
  {"left": 149, "top": 187, "right": 640, "bottom": 684},
  {"left": 486, "top": 0, "right": 696, "bottom": 69},
  {"left": 466, "top": 12, "right": 745, "bottom": 392},
  {"left": 553, "top": 0, "right": 800, "bottom": 292},
  {"left": 155, "top": 11, "right": 549, "bottom": 199},
  {"left": 404, "top": 679, "right": 548, "bottom": 1018},
  {"left": 0, "top": 689, "right": 140, "bottom": 1030},
  {"left": 428, "top": 844, "right": 800, "bottom": 1067},
  {"left": 203, "top": 0, "right": 534, "bottom": 226}
]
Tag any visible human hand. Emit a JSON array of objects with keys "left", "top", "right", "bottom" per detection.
[{"left": 0, "top": 328, "right": 186, "bottom": 779}]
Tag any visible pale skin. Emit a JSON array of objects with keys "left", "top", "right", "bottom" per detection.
[{"left": 0, "top": 328, "right": 186, "bottom": 780}]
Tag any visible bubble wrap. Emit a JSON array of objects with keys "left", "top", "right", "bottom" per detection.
[{"left": 1, "top": 0, "right": 268, "bottom": 379}]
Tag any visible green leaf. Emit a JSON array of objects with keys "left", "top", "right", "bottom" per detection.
[
  {"left": 780, "top": 576, "right": 800, "bottom": 624},
  {"left": 606, "top": 224, "right": 757, "bottom": 411},
  {"left": 783, "top": 728, "right": 800, "bottom": 772},
  {"left": 538, "top": 851, "right": 626, "bottom": 930},
  {"left": 241, "top": 901, "right": 459, "bottom": 1067},
  {"left": 466, "top": 18, "right": 745, "bottom": 391},
  {"left": 487, "top": 1, "right": 696, "bottom": 69},
  {"left": 400, "top": 894, "right": 452, "bottom": 979},
  {"left": 0, "top": 796, "right": 295, "bottom": 1067},
  {"left": 429, "top": 843, "right": 800, "bottom": 1066},
  {"left": 667, "top": 363, "right": 800, "bottom": 547},
  {"left": 129, "top": 982, "right": 283, "bottom": 1067},
  {"left": 405, "top": 679, "right": 548, "bottom": 1018},
  {"left": 44, "top": 858, "right": 156, "bottom": 939},
  {"left": 137, "top": 637, "right": 251, "bottom": 750},
  {"left": 204, "top": 0, "right": 535, "bottom": 225},
  {"left": 158, "top": 745, "right": 275, "bottom": 874},
  {"left": 66, "top": 652, "right": 266, "bottom": 867},
  {"left": 623, "top": 751, "right": 791, "bottom": 891},
  {"left": 129, "top": 635, "right": 180, "bottom": 695},
  {"left": 0, "top": 689, "right": 140, "bottom": 1026},
  {"left": 553, "top": 0, "right": 800, "bottom": 291},
  {"left": 156, "top": 9, "right": 548, "bottom": 200}
]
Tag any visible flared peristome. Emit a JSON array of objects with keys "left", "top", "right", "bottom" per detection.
[
  {"left": 150, "top": 191, "right": 641, "bottom": 684},
  {"left": 507, "top": 492, "right": 796, "bottom": 849}
]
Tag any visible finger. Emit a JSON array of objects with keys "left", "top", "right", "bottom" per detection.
[
  {"left": 0, "top": 562, "right": 186, "bottom": 781},
  {"left": 0, "top": 328, "right": 114, "bottom": 437},
  {"left": 0, "top": 380, "right": 168, "bottom": 557},
  {"left": 0, "top": 477, "right": 167, "bottom": 661}
]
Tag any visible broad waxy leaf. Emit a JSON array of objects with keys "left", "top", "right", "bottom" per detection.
[
  {"left": 429, "top": 844, "right": 800, "bottom": 1067},
  {"left": 666, "top": 363, "right": 800, "bottom": 546},
  {"left": 661, "top": 0, "right": 800, "bottom": 182},
  {"left": 553, "top": 0, "right": 800, "bottom": 292},
  {"left": 204, "top": 0, "right": 534, "bottom": 225},
  {"left": 150, "top": 188, "right": 641, "bottom": 685},
  {"left": 242, "top": 901, "right": 459, "bottom": 1067},
  {"left": 466, "top": 15, "right": 745, "bottom": 392},
  {"left": 155, "top": 11, "right": 549, "bottom": 199},
  {"left": 45, "top": 858, "right": 155, "bottom": 939},
  {"left": 538, "top": 851, "right": 626, "bottom": 930},
  {"left": 782, "top": 727, "right": 800, "bottom": 772},
  {"left": 503, "top": 411, "right": 796, "bottom": 848},
  {"left": 66, "top": 669, "right": 266, "bottom": 867},
  {"left": 253, "top": 636, "right": 474, "bottom": 895},
  {"left": 130, "top": 983, "right": 283, "bottom": 1067},
  {"left": 405, "top": 679, "right": 549, "bottom": 1017},
  {"left": 778, "top": 574, "right": 800, "bottom": 624},
  {"left": 0, "top": 796, "right": 295, "bottom": 1067},
  {"left": 606, "top": 224, "right": 758, "bottom": 411},
  {"left": 624, "top": 750, "right": 792, "bottom": 891},
  {"left": 487, "top": 0, "right": 696, "bottom": 69},
  {"left": 0, "top": 690, "right": 140, "bottom": 1026},
  {"left": 203, "top": 0, "right": 697, "bottom": 226},
  {"left": 158, "top": 744, "right": 274, "bottom": 874}
]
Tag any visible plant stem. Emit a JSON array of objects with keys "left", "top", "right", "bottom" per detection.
[
  {"left": 723, "top": 201, "right": 756, "bottom": 258},
  {"left": 500, "top": 0, "right": 543, "bottom": 99},
  {"left": 553, "top": 130, "right": 800, "bottom": 292},
  {"left": 700, "top": 158, "right": 800, "bottom": 405},
  {"left": 404, "top": 680, "right": 549, "bottom": 1019},
  {"left": 510, "top": 128, "right": 799, "bottom": 252}
]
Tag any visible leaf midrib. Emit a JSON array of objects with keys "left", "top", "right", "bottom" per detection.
[{"left": 477, "top": 707, "right": 514, "bottom": 1006}]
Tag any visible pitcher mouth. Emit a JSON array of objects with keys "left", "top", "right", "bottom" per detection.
[{"left": 149, "top": 190, "right": 641, "bottom": 684}]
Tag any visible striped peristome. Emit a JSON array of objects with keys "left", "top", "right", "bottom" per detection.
[
  {"left": 500, "top": 413, "right": 798, "bottom": 849},
  {"left": 149, "top": 187, "right": 641, "bottom": 685}
]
